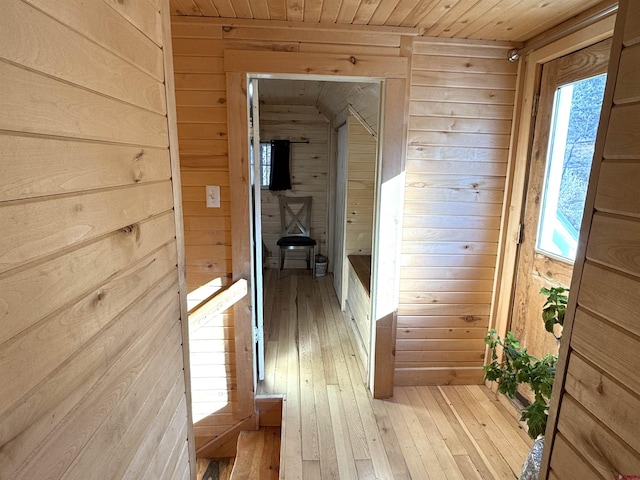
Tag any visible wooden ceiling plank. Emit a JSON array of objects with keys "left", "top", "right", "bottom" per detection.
[
  {"left": 320, "top": 0, "right": 342, "bottom": 23},
  {"left": 170, "top": 0, "right": 188, "bottom": 15},
  {"left": 267, "top": 0, "right": 289, "bottom": 20},
  {"left": 211, "top": 0, "right": 237, "bottom": 17},
  {"left": 385, "top": 0, "right": 421, "bottom": 26},
  {"left": 232, "top": 0, "right": 254, "bottom": 17},
  {"left": 400, "top": 0, "right": 446, "bottom": 28},
  {"left": 368, "top": 0, "right": 400, "bottom": 25},
  {"left": 435, "top": 0, "right": 501, "bottom": 38},
  {"left": 303, "top": 0, "right": 322, "bottom": 22},
  {"left": 336, "top": 0, "right": 361, "bottom": 24},
  {"left": 192, "top": 0, "right": 220, "bottom": 15},
  {"left": 248, "top": 0, "right": 270, "bottom": 18},
  {"left": 513, "top": 0, "right": 610, "bottom": 43},
  {"left": 454, "top": 0, "right": 528, "bottom": 40},
  {"left": 286, "top": 0, "right": 304, "bottom": 21},
  {"left": 352, "top": 0, "right": 383, "bottom": 25},
  {"left": 422, "top": 0, "right": 480, "bottom": 36},
  {"left": 469, "top": 0, "right": 570, "bottom": 40}
]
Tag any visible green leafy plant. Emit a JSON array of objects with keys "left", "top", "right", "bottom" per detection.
[
  {"left": 540, "top": 286, "right": 568, "bottom": 340},
  {"left": 483, "top": 287, "right": 568, "bottom": 439}
]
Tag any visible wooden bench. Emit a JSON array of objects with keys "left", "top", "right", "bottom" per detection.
[{"left": 345, "top": 255, "right": 371, "bottom": 363}]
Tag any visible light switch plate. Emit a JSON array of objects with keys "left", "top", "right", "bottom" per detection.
[{"left": 206, "top": 185, "right": 220, "bottom": 208}]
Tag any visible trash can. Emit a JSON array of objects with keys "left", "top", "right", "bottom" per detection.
[{"left": 315, "top": 254, "right": 328, "bottom": 277}]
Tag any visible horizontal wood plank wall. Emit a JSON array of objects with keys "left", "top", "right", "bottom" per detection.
[
  {"left": 346, "top": 112, "right": 377, "bottom": 257},
  {"left": 1, "top": 1, "right": 192, "bottom": 479},
  {"left": 542, "top": 2, "right": 640, "bottom": 477},
  {"left": 396, "top": 37, "right": 518, "bottom": 386},
  {"left": 260, "top": 105, "right": 329, "bottom": 268},
  {"left": 172, "top": 25, "right": 231, "bottom": 293}
]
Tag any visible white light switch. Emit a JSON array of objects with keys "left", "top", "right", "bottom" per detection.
[{"left": 206, "top": 185, "right": 220, "bottom": 208}]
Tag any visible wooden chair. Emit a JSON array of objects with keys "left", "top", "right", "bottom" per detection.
[{"left": 276, "top": 196, "right": 317, "bottom": 276}]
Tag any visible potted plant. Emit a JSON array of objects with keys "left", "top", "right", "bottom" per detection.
[
  {"left": 484, "top": 286, "right": 567, "bottom": 438},
  {"left": 483, "top": 287, "right": 568, "bottom": 478}
]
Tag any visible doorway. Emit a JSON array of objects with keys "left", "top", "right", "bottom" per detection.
[
  {"left": 509, "top": 39, "right": 611, "bottom": 364},
  {"left": 247, "top": 76, "right": 383, "bottom": 385}
]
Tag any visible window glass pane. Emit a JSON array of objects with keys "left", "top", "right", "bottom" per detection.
[
  {"left": 536, "top": 74, "right": 606, "bottom": 261},
  {"left": 260, "top": 143, "right": 271, "bottom": 187}
]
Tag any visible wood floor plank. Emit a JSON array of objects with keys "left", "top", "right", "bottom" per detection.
[
  {"left": 298, "top": 278, "right": 320, "bottom": 461},
  {"left": 430, "top": 387, "right": 497, "bottom": 480},
  {"left": 283, "top": 274, "right": 303, "bottom": 478},
  {"left": 404, "top": 386, "right": 466, "bottom": 479},
  {"left": 439, "top": 386, "right": 517, "bottom": 479},
  {"left": 467, "top": 385, "right": 532, "bottom": 451},
  {"left": 384, "top": 395, "right": 432, "bottom": 479},
  {"left": 371, "top": 398, "right": 412, "bottom": 479},
  {"left": 414, "top": 385, "right": 467, "bottom": 456},
  {"left": 327, "top": 384, "right": 359, "bottom": 480},
  {"left": 394, "top": 388, "right": 447, "bottom": 479},
  {"left": 456, "top": 386, "right": 528, "bottom": 473},
  {"left": 260, "top": 271, "right": 528, "bottom": 480}
]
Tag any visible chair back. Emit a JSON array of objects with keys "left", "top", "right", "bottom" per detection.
[{"left": 279, "top": 196, "right": 312, "bottom": 238}]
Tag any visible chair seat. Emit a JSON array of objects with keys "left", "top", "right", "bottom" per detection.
[{"left": 277, "top": 236, "right": 317, "bottom": 247}]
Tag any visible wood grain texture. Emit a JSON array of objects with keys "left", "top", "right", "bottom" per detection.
[
  {"left": 397, "top": 38, "right": 516, "bottom": 385},
  {"left": 170, "top": 0, "right": 605, "bottom": 43},
  {"left": 542, "top": 4, "right": 640, "bottom": 478},
  {"left": 0, "top": 61, "right": 168, "bottom": 147},
  {"left": 0, "top": 2, "right": 193, "bottom": 479},
  {"left": 1, "top": 0, "right": 166, "bottom": 114},
  {"left": 258, "top": 270, "right": 530, "bottom": 478}
]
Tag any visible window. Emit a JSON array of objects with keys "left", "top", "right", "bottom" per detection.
[
  {"left": 259, "top": 142, "right": 272, "bottom": 188},
  {"left": 536, "top": 73, "right": 607, "bottom": 261}
]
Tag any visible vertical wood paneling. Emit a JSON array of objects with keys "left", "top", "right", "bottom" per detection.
[
  {"left": 260, "top": 105, "right": 329, "bottom": 268},
  {"left": 542, "top": 2, "right": 640, "bottom": 478},
  {"left": 0, "top": 1, "right": 192, "bottom": 479},
  {"left": 397, "top": 38, "right": 518, "bottom": 385},
  {"left": 345, "top": 113, "right": 377, "bottom": 257}
]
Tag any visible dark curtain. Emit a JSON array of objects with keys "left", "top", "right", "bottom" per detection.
[{"left": 269, "top": 140, "right": 291, "bottom": 191}]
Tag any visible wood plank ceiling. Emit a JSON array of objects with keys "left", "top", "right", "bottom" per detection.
[
  {"left": 169, "top": 0, "right": 606, "bottom": 42},
  {"left": 258, "top": 78, "right": 379, "bottom": 121}
]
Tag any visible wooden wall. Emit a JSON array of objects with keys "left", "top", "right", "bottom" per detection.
[
  {"left": 170, "top": 18, "right": 522, "bottom": 427},
  {"left": 542, "top": 1, "right": 640, "bottom": 477},
  {"left": 173, "top": 24, "right": 231, "bottom": 293},
  {"left": 260, "top": 104, "right": 329, "bottom": 268},
  {"left": 1, "top": 1, "right": 193, "bottom": 479},
  {"left": 345, "top": 112, "right": 377, "bottom": 257},
  {"left": 396, "top": 37, "right": 519, "bottom": 386}
]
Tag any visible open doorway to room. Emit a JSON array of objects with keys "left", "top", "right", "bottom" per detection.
[
  {"left": 246, "top": 76, "right": 383, "bottom": 388},
  {"left": 507, "top": 39, "right": 610, "bottom": 403}
]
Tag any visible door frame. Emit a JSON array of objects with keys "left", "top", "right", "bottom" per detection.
[
  {"left": 225, "top": 51, "right": 408, "bottom": 398},
  {"left": 489, "top": 14, "right": 616, "bottom": 360}
]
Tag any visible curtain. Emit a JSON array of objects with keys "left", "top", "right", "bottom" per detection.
[{"left": 269, "top": 140, "right": 291, "bottom": 191}]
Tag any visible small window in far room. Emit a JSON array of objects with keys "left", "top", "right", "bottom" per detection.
[{"left": 259, "top": 142, "right": 272, "bottom": 188}]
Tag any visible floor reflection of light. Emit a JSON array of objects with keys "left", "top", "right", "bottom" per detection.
[{"left": 187, "top": 277, "right": 232, "bottom": 423}]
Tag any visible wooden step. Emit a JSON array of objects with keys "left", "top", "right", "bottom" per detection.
[
  {"left": 229, "top": 427, "right": 281, "bottom": 480},
  {"left": 196, "top": 457, "right": 234, "bottom": 480}
]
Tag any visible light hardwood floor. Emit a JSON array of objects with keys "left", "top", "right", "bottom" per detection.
[{"left": 257, "top": 269, "right": 532, "bottom": 480}]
